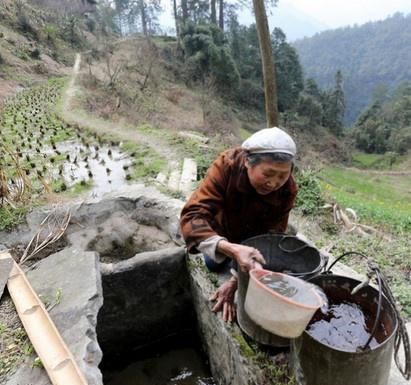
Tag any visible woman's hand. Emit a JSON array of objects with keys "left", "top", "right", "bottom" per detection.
[
  {"left": 210, "top": 277, "right": 238, "bottom": 322},
  {"left": 233, "top": 244, "right": 266, "bottom": 272},
  {"left": 217, "top": 240, "right": 266, "bottom": 273}
]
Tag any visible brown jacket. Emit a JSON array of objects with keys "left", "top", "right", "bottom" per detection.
[{"left": 180, "top": 148, "right": 298, "bottom": 253}]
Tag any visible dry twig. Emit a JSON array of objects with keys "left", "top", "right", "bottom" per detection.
[{"left": 19, "top": 207, "right": 71, "bottom": 265}]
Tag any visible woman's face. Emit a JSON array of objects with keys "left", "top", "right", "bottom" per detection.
[{"left": 245, "top": 159, "right": 292, "bottom": 195}]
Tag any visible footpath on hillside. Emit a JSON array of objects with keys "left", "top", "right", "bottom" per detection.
[{"left": 60, "top": 53, "right": 197, "bottom": 197}]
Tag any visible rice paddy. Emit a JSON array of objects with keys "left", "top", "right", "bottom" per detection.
[{"left": 0, "top": 78, "right": 136, "bottom": 214}]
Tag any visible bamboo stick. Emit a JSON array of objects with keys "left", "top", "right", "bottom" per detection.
[{"left": 6, "top": 254, "right": 88, "bottom": 385}]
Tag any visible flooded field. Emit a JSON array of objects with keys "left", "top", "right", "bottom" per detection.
[{"left": 0, "top": 79, "right": 143, "bottom": 200}]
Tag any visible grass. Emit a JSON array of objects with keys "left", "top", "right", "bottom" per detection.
[
  {"left": 0, "top": 206, "right": 28, "bottom": 231},
  {"left": 319, "top": 166, "right": 411, "bottom": 232},
  {"left": 135, "top": 123, "right": 224, "bottom": 179},
  {"left": 120, "top": 140, "right": 166, "bottom": 180},
  {"left": 239, "top": 127, "right": 251, "bottom": 141},
  {"left": 311, "top": 165, "right": 411, "bottom": 318},
  {"left": 321, "top": 231, "right": 411, "bottom": 318},
  {"left": 351, "top": 151, "right": 405, "bottom": 170},
  {"left": 0, "top": 297, "right": 36, "bottom": 380}
]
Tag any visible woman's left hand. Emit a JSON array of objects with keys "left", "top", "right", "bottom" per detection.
[{"left": 209, "top": 277, "right": 238, "bottom": 322}]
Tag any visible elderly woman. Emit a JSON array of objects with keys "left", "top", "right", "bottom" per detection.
[{"left": 180, "top": 127, "right": 298, "bottom": 322}]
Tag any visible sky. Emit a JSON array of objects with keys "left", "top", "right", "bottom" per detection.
[
  {"left": 159, "top": 0, "right": 411, "bottom": 40},
  {"left": 278, "top": 0, "right": 411, "bottom": 29}
]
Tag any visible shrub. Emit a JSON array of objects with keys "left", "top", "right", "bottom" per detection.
[
  {"left": 16, "top": 6, "right": 38, "bottom": 39},
  {"left": 43, "top": 24, "right": 58, "bottom": 44},
  {"left": 30, "top": 48, "right": 41, "bottom": 59},
  {"left": 295, "top": 169, "right": 324, "bottom": 215}
]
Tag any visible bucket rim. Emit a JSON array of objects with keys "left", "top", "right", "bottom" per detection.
[
  {"left": 250, "top": 269, "right": 323, "bottom": 310},
  {"left": 303, "top": 273, "right": 399, "bottom": 353},
  {"left": 242, "top": 234, "right": 326, "bottom": 277}
]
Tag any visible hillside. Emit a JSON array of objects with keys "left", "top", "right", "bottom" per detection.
[
  {"left": 0, "top": 3, "right": 410, "bottom": 385},
  {"left": 0, "top": 0, "right": 102, "bottom": 103},
  {"left": 293, "top": 13, "right": 411, "bottom": 124}
]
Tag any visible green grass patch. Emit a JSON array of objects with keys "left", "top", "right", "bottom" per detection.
[
  {"left": 352, "top": 151, "right": 401, "bottom": 169},
  {"left": 67, "top": 180, "right": 92, "bottom": 195},
  {"left": 239, "top": 127, "right": 251, "bottom": 141},
  {"left": 324, "top": 233, "right": 411, "bottom": 318},
  {"left": 120, "top": 140, "right": 166, "bottom": 180},
  {"left": 135, "top": 124, "right": 223, "bottom": 179},
  {"left": 319, "top": 167, "right": 411, "bottom": 232},
  {"left": 0, "top": 206, "right": 28, "bottom": 231}
]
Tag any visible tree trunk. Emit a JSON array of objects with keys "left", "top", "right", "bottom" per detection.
[
  {"left": 173, "top": 0, "right": 180, "bottom": 40},
  {"left": 211, "top": 0, "right": 216, "bottom": 25},
  {"left": 218, "top": 0, "right": 224, "bottom": 30},
  {"left": 140, "top": 0, "right": 147, "bottom": 35},
  {"left": 181, "top": 0, "right": 188, "bottom": 23},
  {"left": 252, "top": 0, "right": 278, "bottom": 126}
]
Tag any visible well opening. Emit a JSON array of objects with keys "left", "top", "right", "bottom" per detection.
[{"left": 96, "top": 246, "right": 216, "bottom": 385}]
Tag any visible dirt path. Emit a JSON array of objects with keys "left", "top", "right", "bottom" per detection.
[{"left": 60, "top": 53, "right": 182, "bottom": 177}]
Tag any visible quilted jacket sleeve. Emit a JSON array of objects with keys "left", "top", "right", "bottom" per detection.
[{"left": 180, "top": 151, "right": 230, "bottom": 253}]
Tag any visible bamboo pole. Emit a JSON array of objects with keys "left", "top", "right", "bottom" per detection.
[{"left": 6, "top": 254, "right": 88, "bottom": 385}]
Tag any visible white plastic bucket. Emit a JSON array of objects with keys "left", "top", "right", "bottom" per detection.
[{"left": 244, "top": 269, "right": 323, "bottom": 338}]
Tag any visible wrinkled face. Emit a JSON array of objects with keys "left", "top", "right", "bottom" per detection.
[{"left": 245, "top": 160, "right": 292, "bottom": 195}]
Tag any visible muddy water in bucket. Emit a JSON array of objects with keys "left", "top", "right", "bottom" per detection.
[
  {"left": 293, "top": 274, "right": 398, "bottom": 385},
  {"left": 307, "top": 301, "right": 386, "bottom": 352}
]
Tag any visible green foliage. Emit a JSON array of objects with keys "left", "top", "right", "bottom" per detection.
[
  {"left": 352, "top": 82, "right": 411, "bottom": 154},
  {"left": 352, "top": 152, "right": 400, "bottom": 169},
  {"left": 0, "top": 206, "right": 27, "bottom": 231},
  {"left": 296, "top": 93, "right": 323, "bottom": 125},
  {"left": 228, "top": 21, "right": 304, "bottom": 112},
  {"left": 15, "top": 2, "right": 38, "bottom": 39},
  {"left": 121, "top": 139, "right": 166, "bottom": 180},
  {"left": 294, "top": 13, "right": 411, "bottom": 124},
  {"left": 30, "top": 47, "right": 41, "bottom": 59},
  {"left": 295, "top": 170, "right": 324, "bottom": 215},
  {"left": 60, "top": 15, "right": 84, "bottom": 48},
  {"left": 321, "top": 70, "right": 345, "bottom": 135},
  {"left": 272, "top": 28, "right": 304, "bottom": 112},
  {"left": 320, "top": 167, "right": 411, "bottom": 232},
  {"left": 181, "top": 22, "right": 240, "bottom": 92},
  {"left": 43, "top": 24, "right": 58, "bottom": 44}
]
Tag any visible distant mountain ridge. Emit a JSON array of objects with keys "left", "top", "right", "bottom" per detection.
[{"left": 293, "top": 13, "right": 411, "bottom": 124}]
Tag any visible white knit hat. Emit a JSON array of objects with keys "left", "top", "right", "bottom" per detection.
[{"left": 241, "top": 127, "right": 296, "bottom": 157}]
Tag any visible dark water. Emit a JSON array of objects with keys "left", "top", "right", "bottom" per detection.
[
  {"left": 307, "top": 301, "right": 388, "bottom": 352},
  {"left": 104, "top": 348, "right": 216, "bottom": 385},
  {"left": 259, "top": 274, "right": 324, "bottom": 308},
  {"left": 260, "top": 274, "right": 300, "bottom": 298}
]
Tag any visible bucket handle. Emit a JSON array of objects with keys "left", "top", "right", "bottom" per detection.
[
  {"left": 326, "top": 252, "right": 411, "bottom": 379},
  {"left": 324, "top": 251, "right": 382, "bottom": 350},
  {"left": 278, "top": 235, "right": 310, "bottom": 253},
  {"left": 360, "top": 270, "right": 383, "bottom": 351}
]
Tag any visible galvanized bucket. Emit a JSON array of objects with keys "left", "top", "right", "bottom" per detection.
[
  {"left": 293, "top": 274, "right": 398, "bottom": 385},
  {"left": 237, "top": 234, "right": 326, "bottom": 346}
]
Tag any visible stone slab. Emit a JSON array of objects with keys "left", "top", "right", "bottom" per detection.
[
  {"left": 179, "top": 157, "right": 197, "bottom": 197},
  {"left": 5, "top": 248, "right": 103, "bottom": 385}
]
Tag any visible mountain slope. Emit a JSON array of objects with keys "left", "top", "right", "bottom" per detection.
[{"left": 293, "top": 13, "right": 411, "bottom": 124}]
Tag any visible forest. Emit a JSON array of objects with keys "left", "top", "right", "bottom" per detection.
[{"left": 293, "top": 13, "right": 411, "bottom": 125}]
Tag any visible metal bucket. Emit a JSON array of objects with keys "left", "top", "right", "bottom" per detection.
[
  {"left": 237, "top": 234, "right": 326, "bottom": 346},
  {"left": 293, "top": 274, "right": 398, "bottom": 385}
]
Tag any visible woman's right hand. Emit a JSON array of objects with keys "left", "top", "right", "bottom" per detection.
[
  {"left": 233, "top": 244, "right": 266, "bottom": 272},
  {"left": 217, "top": 240, "right": 266, "bottom": 273}
]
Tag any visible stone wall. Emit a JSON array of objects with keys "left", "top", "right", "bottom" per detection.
[{"left": 97, "top": 246, "right": 195, "bottom": 362}]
